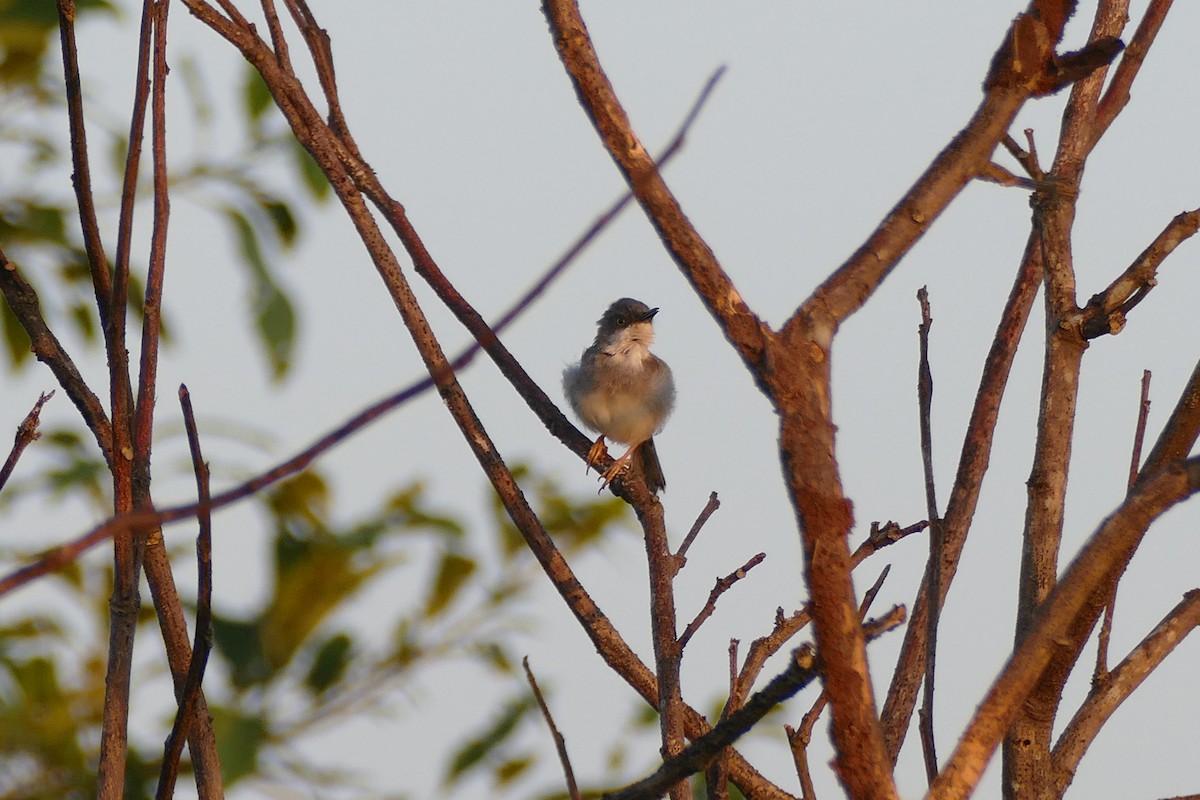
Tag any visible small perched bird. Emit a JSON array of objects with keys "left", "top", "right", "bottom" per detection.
[{"left": 563, "top": 298, "right": 675, "bottom": 493}]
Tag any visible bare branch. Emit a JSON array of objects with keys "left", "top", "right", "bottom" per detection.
[
  {"left": 676, "top": 491, "right": 721, "bottom": 564},
  {"left": 679, "top": 553, "right": 766, "bottom": 651},
  {"left": 930, "top": 457, "right": 1200, "bottom": 800},
  {"left": 0, "top": 253, "right": 114, "bottom": 463},
  {"left": 1080, "top": 208, "right": 1200, "bottom": 340},
  {"left": 55, "top": 0, "right": 112, "bottom": 325},
  {"left": 541, "top": 0, "right": 770, "bottom": 376},
  {"left": 606, "top": 610, "right": 918, "bottom": 800},
  {"left": 133, "top": 0, "right": 172, "bottom": 470},
  {"left": 915, "top": 287, "right": 941, "bottom": 784},
  {"left": 882, "top": 233, "right": 1041, "bottom": 761},
  {"left": 786, "top": 699, "right": 823, "bottom": 800},
  {"left": 1001, "top": 129, "right": 1044, "bottom": 180},
  {"left": 1053, "top": 590, "right": 1200, "bottom": 794},
  {"left": 97, "top": 0, "right": 167, "bottom": 789},
  {"left": 1141, "top": 358, "right": 1200, "bottom": 480},
  {"left": 0, "top": 391, "right": 54, "bottom": 495},
  {"left": 642, "top": 503, "right": 690, "bottom": 800},
  {"left": 156, "top": 385, "right": 218, "bottom": 799},
  {"left": 1093, "top": 0, "right": 1176, "bottom": 144},
  {"left": 792, "top": 3, "right": 1075, "bottom": 331},
  {"left": 1095, "top": 370, "right": 1154, "bottom": 682},
  {"left": 604, "top": 646, "right": 820, "bottom": 800},
  {"left": 524, "top": 657, "right": 581, "bottom": 800},
  {"left": 850, "top": 519, "right": 927, "bottom": 568},
  {"left": 1128, "top": 370, "right": 1154, "bottom": 491}
]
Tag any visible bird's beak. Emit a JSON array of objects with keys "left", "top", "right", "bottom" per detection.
[{"left": 643, "top": 307, "right": 660, "bottom": 322}]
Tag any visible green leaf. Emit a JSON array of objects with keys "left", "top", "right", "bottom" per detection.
[
  {"left": 223, "top": 206, "right": 298, "bottom": 380},
  {"left": 226, "top": 207, "right": 268, "bottom": 280},
  {"left": 268, "top": 471, "right": 329, "bottom": 523},
  {"left": 424, "top": 551, "right": 475, "bottom": 618},
  {"left": 494, "top": 755, "right": 533, "bottom": 786},
  {"left": 243, "top": 65, "right": 273, "bottom": 123},
  {"left": 211, "top": 615, "right": 272, "bottom": 689},
  {"left": 67, "top": 301, "right": 97, "bottom": 342},
  {"left": 261, "top": 198, "right": 298, "bottom": 248},
  {"left": 212, "top": 707, "right": 269, "bottom": 785},
  {"left": 1, "top": 295, "right": 31, "bottom": 367},
  {"left": 387, "top": 484, "right": 464, "bottom": 538},
  {"left": 256, "top": 283, "right": 296, "bottom": 381},
  {"left": 290, "top": 136, "right": 331, "bottom": 200},
  {"left": 445, "top": 697, "right": 535, "bottom": 786},
  {"left": 262, "top": 532, "right": 381, "bottom": 674},
  {"left": 305, "top": 632, "right": 353, "bottom": 695}
]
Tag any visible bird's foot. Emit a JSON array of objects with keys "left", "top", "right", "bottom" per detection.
[
  {"left": 597, "top": 452, "right": 634, "bottom": 492},
  {"left": 585, "top": 436, "right": 609, "bottom": 473}
]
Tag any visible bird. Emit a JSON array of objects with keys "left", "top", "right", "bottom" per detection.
[{"left": 563, "top": 297, "right": 675, "bottom": 493}]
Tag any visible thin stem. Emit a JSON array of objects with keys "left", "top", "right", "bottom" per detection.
[
  {"left": 915, "top": 287, "right": 941, "bottom": 783},
  {"left": 55, "top": 0, "right": 112, "bottom": 325},
  {"left": 679, "top": 553, "right": 766, "bottom": 650},
  {"left": 0, "top": 253, "right": 114, "bottom": 463},
  {"left": 156, "top": 385, "right": 217, "bottom": 799},
  {"left": 524, "top": 657, "right": 581, "bottom": 800},
  {"left": 0, "top": 392, "right": 55, "bottom": 494},
  {"left": 930, "top": 458, "right": 1200, "bottom": 800},
  {"left": 676, "top": 492, "right": 721, "bottom": 563}
]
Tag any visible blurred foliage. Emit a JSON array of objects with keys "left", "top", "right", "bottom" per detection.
[
  {"left": 0, "top": 1, "right": 325, "bottom": 381},
  {"left": 0, "top": 466, "right": 630, "bottom": 797}
]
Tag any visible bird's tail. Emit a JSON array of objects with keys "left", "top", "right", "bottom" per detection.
[{"left": 634, "top": 438, "right": 666, "bottom": 494}]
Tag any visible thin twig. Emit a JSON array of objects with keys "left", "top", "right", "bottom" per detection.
[
  {"left": 1079, "top": 208, "right": 1200, "bottom": 340},
  {"left": 850, "top": 519, "right": 927, "bottom": 568},
  {"left": 55, "top": 0, "right": 112, "bottom": 325},
  {"left": 731, "top": 522, "right": 919, "bottom": 715},
  {"left": 604, "top": 645, "right": 819, "bottom": 800},
  {"left": 881, "top": 230, "right": 1042, "bottom": 762},
  {"left": 679, "top": 553, "right": 766, "bottom": 650},
  {"left": 97, "top": 0, "right": 163, "bottom": 790},
  {"left": 704, "top": 641, "right": 739, "bottom": 799},
  {"left": 915, "top": 287, "right": 940, "bottom": 784},
  {"left": 1128, "top": 370, "right": 1153, "bottom": 491},
  {"left": 134, "top": 0, "right": 172, "bottom": 471},
  {"left": 676, "top": 491, "right": 721, "bottom": 563},
  {"left": 930, "top": 458, "right": 1200, "bottom": 800},
  {"left": 1001, "top": 130, "right": 1044, "bottom": 180},
  {"left": 523, "top": 657, "right": 581, "bottom": 800},
  {"left": 156, "top": 385, "right": 215, "bottom": 799},
  {"left": 608, "top": 607, "right": 906, "bottom": 800},
  {"left": 257, "top": 0, "right": 294, "bottom": 74},
  {"left": 1095, "top": 370, "right": 1153, "bottom": 683},
  {"left": 1092, "top": 0, "right": 1176, "bottom": 144},
  {"left": 0, "top": 253, "right": 114, "bottom": 463},
  {"left": 1055, "top": 589, "right": 1200, "bottom": 794},
  {"left": 1024, "top": 129, "right": 1043, "bottom": 177},
  {"left": 786, "top": 564, "right": 889, "bottom": 800},
  {"left": 0, "top": 392, "right": 55, "bottom": 494},
  {"left": 787, "top": 696, "right": 825, "bottom": 800}
]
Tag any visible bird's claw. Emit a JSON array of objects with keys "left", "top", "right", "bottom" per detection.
[
  {"left": 585, "top": 436, "right": 608, "bottom": 473},
  {"left": 598, "top": 458, "right": 631, "bottom": 491}
]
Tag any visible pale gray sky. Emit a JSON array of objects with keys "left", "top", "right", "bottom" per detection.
[{"left": 3, "top": 2, "right": 1199, "bottom": 798}]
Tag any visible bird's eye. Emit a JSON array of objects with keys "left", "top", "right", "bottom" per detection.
[{"left": 615, "top": 315, "right": 627, "bottom": 326}]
